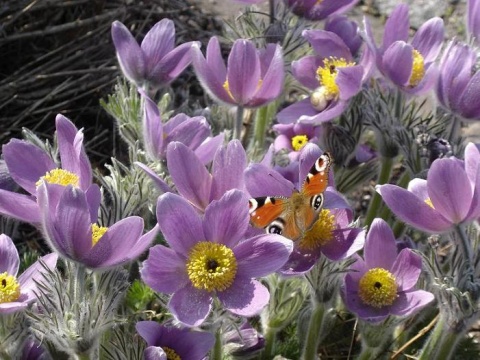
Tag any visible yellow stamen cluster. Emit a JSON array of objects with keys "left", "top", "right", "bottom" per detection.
[
  {"left": 409, "top": 49, "right": 425, "bottom": 87},
  {"left": 358, "top": 268, "right": 398, "bottom": 308},
  {"left": 299, "top": 209, "right": 336, "bottom": 250},
  {"left": 92, "top": 224, "right": 108, "bottom": 246},
  {"left": 163, "top": 347, "right": 181, "bottom": 360},
  {"left": 36, "top": 168, "right": 80, "bottom": 187},
  {"left": 291, "top": 135, "right": 309, "bottom": 151},
  {"left": 186, "top": 241, "right": 237, "bottom": 292},
  {"left": 0, "top": 272, "right": 21, "bottom": 304},
  {"left": 424, "top": 198, "right": 435, "bottom": 209},
  {"left": 223, "top": 78, "right": 263, "bottom": 100},
  {"left": 316, "top": 57, "right": 355, "bottom": 98}
]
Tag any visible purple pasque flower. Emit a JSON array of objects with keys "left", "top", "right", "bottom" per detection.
[
  {"left": 277, "top": 29, "right": 373, "bottom": 125},
  {"left": 140, "top": 190, "right": 293, "bottom": 326},
  {"left": 111, "top": 19, "right": 199, "bottom": 90},
  {"left": 0, "top": 114, "right": 93, "bottom": 224},
  {"left": 273, "top": 122, "right": 322, "bottom": 161},
  {"left": 192, "top": 37, "right": 284, "bottom": 108},
  {"left": 37, "top": 182, "right": 158, "bottom": 269},
  {"left": 284, "top": 0, "right": 359, "bottom": 21},
  {"left": 136, "top": 321, "right": 214, "bottom": 360},
  {"left": 224, "top": 322, "right": 265, "bottom": 357},
  {"left": 377, "top": 143, "right": 480, "bottom": 233},
  {"left": 364, "top": 4, "right": 444, "bottom": 95},
  {"left": 245, "top": 144, "right": 365, "bottom": 275},
  {"left": 435, "top": 40, "right": 480, "bottom": 121},
  {"left": 140, "top": 91, "right": 217, "bottom": 161},
  {"left": 325, "top": 15, "right": 363, "bottom": 57},
  {"left": 468, "top": 0, "right": 480, "bottom": 42},
  {"left": 0, "top": 234, "right": 57, "bottom": 314},
  {"left": 343, "top": 218, "right": 434, "bottom": 323},
  {"left": 140, "top": 140, "right": 247, "bottom": 212}
]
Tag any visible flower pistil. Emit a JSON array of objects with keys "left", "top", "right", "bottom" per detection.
[
  {"left": 316, "top": 57, "right": 355, "bottom": 99},
  {"left": 358, "top": 268, "right": 398, "bottom": 308},
  {"left": 186, "top": 242, "right": 238, "bottom": 292},
  {"left": 0, "top": 272, "right": 20, "bottom": 303},
  {"left": 291, "top": 135, "right": 309, "bottom": 151}
]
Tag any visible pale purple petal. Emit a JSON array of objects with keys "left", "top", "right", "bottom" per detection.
[
  {"left": 344, "top": 254, "right": 368, "bottom": 292},
  {"left": 206, "top": 36, "right": 227, "bottom": 86},
  {"left": 459, "top": 71, "right": 480, "bottom": 118},
  {"left": 245, "top": 163, "right": 294, "bottom": 197},
  {"left": 391, "top": 249, "right": 422, "bottom": 292},
  {"left": 210, "top": 140, "right": 247, "bottom": 201},
  {"left": 407, "top": 178, "right": 428, "bottom": 200},
  {"left": 321, "top": 227, "right": 365, "bottom": 261},
  {"left": 144, "top": 347, "right": 167, "bottom": 360},
  {"left": 274, "top": 134, "right": 293, "bottom": 152},
  {"left": 276, "top": 98, "right": 320, "bottom": 125},
  {"left": 323, "top": 188, "right": 351, "bottom": 211},
  {"left": 85, "top": 184, "right": 101, "bottom": 223},
  {"left": 377, "top": 184, "right": 452, "bottom": 233},
  {"left": 464, "top": 142, "right": 480, "bottom": 185},
  {"left": 404, "top": 64, "right": 438, "bottom": 95},
  {"left": 141, "top": 245, "right": 188, "bottom": 294},
  {"left": 204, "top": 190, "right": 249, "bottom": 248},
  {"left": 142, "top": 94, "right": 163, "bottom": 159},
  {"left": 427, "top": 158, "right": 472, "bottom": 224},
  {"left": 291, "top": 56, "right": 321, "bottom": 90},
  {"left": 382, "top": 42, "right": 413, "bottom": 87},
  {"left": 141, "top": 19, "right": 175, "bottom": 72},
  {"left": 136, "top": 321, "right": 163, "bottom": 345},
  {"left": 364, "top": 218, "right": 397, "bottom": 270},
  {"left": 166, "top": 142, "right": 212, "bottom": 210},
  {"left": 18, "top": 253, "right": 58, "bottom": 293},
  {"left": 280, "top": 248, "right": 319, "bottom": 275},
  {"left": 135, "top": 162, "right": 172, "bottom": 194},
  {"left": 343, "top": 290, "right": 389, "bottom": 322},
  {"left": 194, "top": 133, "right": 225, "bottom": 165},
  {"left": 382, "top": 4, "right": 410, "bottom": 50},
  {"left": 336, "top": 65, "right": 363, "bottom": 100},
  {"left": 165, "top": 116, "right": 210, "bottom": 150},
  {"left": 218, "top": 278, "right": 269, "bottom": 317},
  {"left": 0, "top": 302, "right": 29, "bottom": 314},
  {"left": 169, "top": 285, "right": 212, "bottom": 326},
  {"left": 111, "top": 21, "right": 145, "bottom": 84},
  {"left": 411, "top": 18, "right": 444, "bottom": 63},
  {"left": 0, "top": 234, "right": 19, "bottom": 275},
  {"left": 302, "top": 30, "right": 352, "bottom": 61},
  {"left": 156, "top": 193, "right": 204, "bottom": 257},
  {"left": 234, "top": 234, "right": 293, "bottom": 278},
  {"left": 298, "top": 100, "right": 348, "bottom": 124},
  {"left": 227, "top": 39, "right": 261, "bottom": 105},
  {"left": 389, "top": 290, "right": 435, "bottom": 317},
  {"left": 3, "top": 139, "right": 55, "bottom": 195}
]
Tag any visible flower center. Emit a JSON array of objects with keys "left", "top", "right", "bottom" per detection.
[
  {"left": 223, "top": 79, "right": 263, "bottom": 100},
  {"left": 424, "top": 198, "right": 434, "bottom": 209},
  {"left": 409, "top": 49, "right": 425, "bottom": 87},
  {"left": 291, "top": 135, "right": 309, "bottom": 151},
  {"left": 92, "top": 223, "right": 108, "bottom": 246},
  {"left": 186, "top": 242, "right": 237, "bottom": 292},
  {"left": 163, "top": 347, "right": 181, "bottom": 360},
  {"left": 316, "top": 57, "right": 355, "bottom": 99},
  {"left": 0, "top": 272, "right": 21, "bottom": 304},
  {"left": 298, "top": 209, "right": 336, "bottom": 250},
  {"left": 358, "top": 268, "right": 398, "bottom": 308},
  {"left": 36, "top": 168, "right": 80, "bottom": 187}
]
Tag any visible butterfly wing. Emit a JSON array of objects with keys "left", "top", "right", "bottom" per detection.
[
  {"left": 249, "top": 197, "right": 286, "bottom": 229},
  {"left": 302, "top": 152, "right": 332, "bottom": 197}
]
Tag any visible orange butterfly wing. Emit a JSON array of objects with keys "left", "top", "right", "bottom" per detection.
[
  {"left": 302, "top": 152, "right": 332, "bottom": 197},
  {"left": 248, "top": 197, "right": 287, "bottom": 228}
]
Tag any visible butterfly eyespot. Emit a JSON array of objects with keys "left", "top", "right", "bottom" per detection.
[
  {"left": 267, "top": 224, "right": 283, "bottom": 235},
  {"left": 311, "top": 194, "right": 324, "bottom": 211}
]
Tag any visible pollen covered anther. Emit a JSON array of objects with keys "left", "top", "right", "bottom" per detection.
[
  {"left": 291, "top": 135, "right": 309, "bottom": 151},
  {"left": 299, "top": 209, "right": 336, "bottom": 250},
  {"left": 186, "top": 241, "right": 238, "bottom": 292},
  {"left": 358, "top": 268, "right": 398, "bottom": 308},
  {"left": 36, "top": 168, "right": 80, "bottom": 187},
  {"left": 0, "top": 272, "right": 21, "bottom": 304},
  {"left": 409, "top": 49, "right": 425, "bottom": 87}
]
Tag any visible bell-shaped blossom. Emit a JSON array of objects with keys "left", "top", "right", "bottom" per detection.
[
  {"left": 140, "top": 92, "right": 222, "bottom": 161},
  {"left": 37, "top": 182, "right": 158, "bottom": 269},
  {"left": 0, "top": 115, "right": 93, "bottom": 224},
  {"left": 0, "top": 234, "right": 57, "bottom": 314},
  {"left": 138, "top": 140, "right": 247, "bottom": 212},
  {"left": 364, "top": 4, "right": 444, "bottom": 95},
  {"left": 435, "top": 40, "right": 480, "bottom": 121},
  {"left": 277, "top": 29, "right": 373, "bottom": 124},
  {"left": 224, "top": 322, "right": 265, "bottom": 357},
  {"left": 111, "top": 19, "right": 199, "bottom": 90},
  {"left": 140, "top": 190, "right": 293, "bottom": 326},
  {"left": 343, "top": 218, "right": 434, "bottom": 323},
  {"left": 136, "top": 321, "right": 214, "bottom": 360},
  {"left": 325, "top": 15, "right": 362, "bottom": 56},
  {"left": 377, "top": 143, "right": 480, "bottom": 233},
  {"left": 468, "top": 0, "right": 480, "bottom": 42},
  {"left": 245, "top": 144, "right": 365, "bottom": 275},
  {"left": 284, "top": 0, "right": 359, "bottom": 21},
  {"left": 273, "top": 122, "right": 322, "bottom": 161},
  {"left": 192, "top": 37, "right": 284, "bottom": 108}
]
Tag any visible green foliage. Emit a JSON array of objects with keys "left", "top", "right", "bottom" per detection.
[{"left": 125, "top": 280, "right": 155, "bottom": 313}]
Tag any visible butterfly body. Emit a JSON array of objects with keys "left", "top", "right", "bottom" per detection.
[{"left": 249, "top": 152, "right": 332, "bottom": 241}]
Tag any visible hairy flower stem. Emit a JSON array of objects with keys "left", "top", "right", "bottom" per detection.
[
  {"left": 455, "top": 224, "right": 479, "bottom": 297},
  {"left": 418, "top": 315, "right": 460, "bottom": 360},
  {"left": 211, "top": 328, "right": 223, "bottom": 360},
  {"left": 364, "top": 156, "right": 394, "bottom": 227},
  {"left": 254, "top": 103, "right": 276, "bottom": 150},
  {"left": 262, "top": 326, "right": 278, "bottom": 360},
  {"left": 302, "top": 302, "right": 326, "bottom": 360},
  {"left": 234, "top": 106, "right": 244, "bottom": 141}
]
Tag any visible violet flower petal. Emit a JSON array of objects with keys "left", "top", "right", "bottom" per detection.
[
  {"left": 389, "top": 290, "right": 435, "bottom": 317},
  {"left": 276, "top": 98, "right": 321, "bottom": 125},
  {"left": 141, "top": 245, "right": 189, "bottom": 294},
  {"left": 364, "top": 218, "right": 397, "bottom": 270},
  {"left": 194, "top": 132, "right": 225, "bottom": 165},
  {"left": 321, "top": 227, "right": 365, "bottom": 261},
  {"left": 0, "top": 302, "right": 29, "bottom": 314},
  {"left": 244, "top": 163, "right": 294, "bottom": 197},
  {"left": 142, "top": 94, "right": 163, "bottom": 159},
  {"left": 302, "top": 30, "right": 352, "bottom": 61},
  {"left": 382, "top": 42, "right": 413, "bottom": 87},
  {"left": 292, "top": 56, "right": 322, "bottom": 90},
  {"left": 411, "top": 18, "right": 444, "bottom": 63},
  {"left": 156, "top": 193, "right": 205, "bottom": 257},
  {"left": 150, "top": 42, "right": 198, "bottom": 86},
  {"left": 336, "top": 65, "right": 363, "bottom": 100},
  {"left": 169, "top": 285, "right": 212, "bottom": 327},
  {"left": 0, "top": 191, "right": 40, "bottom": 224},
  {"left": 234, "top": 234, "right": 293, "bottom": 278},
  {"left": 218, "top": 278, "right": 269, "bottom": 317},
  {"left": 391, "top": 249, "right": 422, "bottom": 292},
  {"left": 165, "top": 117, "right": 210, "bottom": 151},
  {"left": 382, "top": 4, "right": 410, "bottom": 51},
  {"left": 144, "top": 347, "right": 167, "bottom": 360},
  {"left": 298, "top": 100, "right": 348, "bottom": 124},
  {"left": 141, "top": 19, "right": 175, "bottom": 73},
  {"left": 280, "top": 248, "right": 319, "bottom": 276},
  {"left": 18, "top": 253, "right": 58, "bottom": 294},
  {"left": 0, "top": 234, "right": 19, "bottom": 275},
  {"left": 135, "top": 162, "right": 172, "bottom": 194}
]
